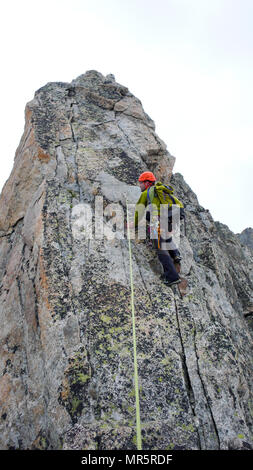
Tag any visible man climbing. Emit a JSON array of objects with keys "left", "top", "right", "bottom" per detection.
[{"left": 134, "top": 171, "right": 183, "bottom": 287}]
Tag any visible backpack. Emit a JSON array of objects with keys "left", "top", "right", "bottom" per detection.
[{"left": 147, "top": 181, "right": 185, "bottom": 219}]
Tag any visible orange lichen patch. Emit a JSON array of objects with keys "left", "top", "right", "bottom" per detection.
[
  {"left": 25, "top": 105, "right": 33, "bottom": 123},
  {"left": 37, "top": 147, "right": 51, "bottom": 163},
  {"left": 59, "top": 375, "right": 70, "bottom": 402}
]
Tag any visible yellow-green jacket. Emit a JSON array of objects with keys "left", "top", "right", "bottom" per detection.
[{"left": 134, "top": 181, "right": 184, "bottom": 227}]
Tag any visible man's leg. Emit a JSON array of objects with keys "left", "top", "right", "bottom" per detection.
[
  {"left": 153, "top": 238, "right": 180, "bottom": 283},
  {"left": 167, "top": 218, "right": 181, "bottom": 261}
]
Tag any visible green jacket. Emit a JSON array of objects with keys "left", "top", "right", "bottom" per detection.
[
  {"left": 134, "top": 185, "right": 160, "bottom": 227},
  {"left": 134, "top": 181, "right": 184, "bottom": 226}
]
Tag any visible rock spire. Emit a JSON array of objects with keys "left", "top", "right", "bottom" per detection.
[{"left": 0, "top": 71, "right": 252, "bottom": 450}]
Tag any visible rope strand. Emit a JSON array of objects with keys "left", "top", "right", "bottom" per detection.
[{"left": 126, "top": 201, "right": 142, "bottom": 451}]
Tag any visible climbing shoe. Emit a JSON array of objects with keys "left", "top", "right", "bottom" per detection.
[
  {"left": 160, "top": 274, "right": 181, "bottom": 287},
  {"left": 167, "top": 278, "right": 181, "bottom": 287}
]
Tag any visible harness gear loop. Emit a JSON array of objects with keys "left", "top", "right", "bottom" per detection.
[
  {"left": 126, "top": 200, "right": 142, "bottom": 451},
  {"left": 158, "top": 222, "right": 161, "bottom": 249}
]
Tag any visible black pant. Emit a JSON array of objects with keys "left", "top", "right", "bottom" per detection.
[
  {"left": 163, "top": 236, "right": 181, "bottom": 261},
  {"left": 153, "top": 236, "right": 180, "bottom": 283}
]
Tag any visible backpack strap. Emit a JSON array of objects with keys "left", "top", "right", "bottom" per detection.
[
  {"left": 147, "top": 186, "right": 151, "bottom": 205},
  {"left": 163, "top": 184, "right": 174, "bottom": 193},
  {"left": 147, "top": 186, "right": 155, "bottom": 205}
]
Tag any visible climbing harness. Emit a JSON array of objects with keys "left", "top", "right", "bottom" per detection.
[{"left": 126, "top": 201, "right": 142, "bottom": 451}]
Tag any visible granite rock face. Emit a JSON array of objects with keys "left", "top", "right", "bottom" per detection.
[
  {"left": 0, "top": 71, "right": 253, "bottom": 450},
  {"left": 237, "top": 228, "right": 253, "bottom": 251}
]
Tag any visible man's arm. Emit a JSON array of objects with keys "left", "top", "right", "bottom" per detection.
[{"left": 134, "top": 190, "right": 148, "bottom": 227}]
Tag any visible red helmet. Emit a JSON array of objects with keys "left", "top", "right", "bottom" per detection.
[{"left": 138, "top": 171, "right": 156, "bottom": 182}]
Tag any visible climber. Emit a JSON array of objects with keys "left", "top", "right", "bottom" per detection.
[{"left": 133, "top": 171, "right": 183, "bottom": 287}]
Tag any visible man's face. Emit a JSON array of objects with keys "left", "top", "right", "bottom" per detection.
[{"left": 139, "top": 181, "right": 146, "bottom": 192}]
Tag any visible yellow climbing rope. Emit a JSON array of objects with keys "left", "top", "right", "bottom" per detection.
[{"left": 126, "top": 201, "right": 142, "bottom": 451}]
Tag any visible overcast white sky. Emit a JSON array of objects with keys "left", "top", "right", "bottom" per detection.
[{"left": 0, "top": 0, "right": 252, "bottom": 233}]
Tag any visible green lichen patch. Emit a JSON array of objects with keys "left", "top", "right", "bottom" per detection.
[
  {"left": 58, "top": 350, "right": 91, "bottom": 423},
  {"left": 31, "top": 430, "right": 51, "bottom": 450}
]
